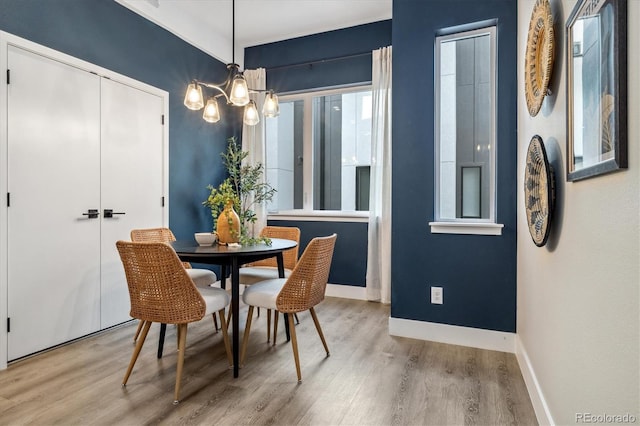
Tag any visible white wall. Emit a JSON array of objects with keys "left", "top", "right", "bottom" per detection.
[{"left": 517, "top": 1, "right": 639, "bottom": 425}]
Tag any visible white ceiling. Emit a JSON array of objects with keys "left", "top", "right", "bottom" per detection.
[{"left": 115, "top": 0, "right": 392, "bottom": 67}]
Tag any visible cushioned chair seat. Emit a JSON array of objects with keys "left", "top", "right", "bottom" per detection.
[
  {"left": 186, "top": 268, "right": 218, "bottom": 288},
  {"left": 236, "top": 226, "right": 301, "bottom": 343},
  {"left": 242, "top": 278, "right": 287, "bottom": 309},
  {"left": 239, "top": 266, "right": 291, "bottom": 286},
  {"left": 198, "top": 286, "right": 231, "bottom": 316}
]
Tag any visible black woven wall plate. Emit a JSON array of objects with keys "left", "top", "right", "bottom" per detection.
[{"left": 524, "top": 135, "right": 555, "bottom": 247}]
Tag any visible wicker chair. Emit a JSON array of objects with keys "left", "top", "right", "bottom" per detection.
[
  {"left": 238, "top": 226, "right": 301, "bottom": 343},
  {"left": 239, "top": 226, "right": 301, "bottom": 284},
  {"left": 130, "top": 228, "right": 218, "bottom": 287},
  {"left": 130, "top": 227, "right": 219, "bottom": 343},
  {"left": 116, "top": 240, "right": 232, "bottom": 404},
  {"left": 240, "top": 234, "right": 337, "bottom": 382}
]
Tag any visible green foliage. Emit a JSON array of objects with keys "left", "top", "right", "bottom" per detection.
[{"left": 203, "top": 137, "right": 276, "bottom": 245}]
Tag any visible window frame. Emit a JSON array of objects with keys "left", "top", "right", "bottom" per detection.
[
  {"left": 266, "top": 84, "right": 372, "bottom": 222},
  {"left": 430, "top": 24, "right": 503, "bottom": 236}
]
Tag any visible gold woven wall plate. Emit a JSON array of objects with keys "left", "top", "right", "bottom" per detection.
[
  {"left": 525, "top": 0, "right": 554, "bottom": 117},
  {"left": 525, "top": 135, "right": 555, "bottom": 247}
]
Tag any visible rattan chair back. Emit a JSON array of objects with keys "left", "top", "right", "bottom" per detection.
[
  {"left": 250, "top": 226, "right": 301, "bottom": 270},
  {"left": 130, "top": 227, "right": 192, "bottom": 269},
  {"left": 116, "top": 241, "right": 206, "bottom": 324},
  {"left": 276, "top": 234, "right": 337, "bottom": 313}
]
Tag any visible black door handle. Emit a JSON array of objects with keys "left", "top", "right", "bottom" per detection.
[
  {"left": 104, "top": 209, "right": 126, "bottom": 218},
  {"left": 82, "top": 209, "right": 100, "bottom": 219}
]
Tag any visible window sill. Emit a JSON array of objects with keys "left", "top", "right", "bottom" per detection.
[
  {"left": 429, "top": 221, "right": 504, "bottom": 236},
  {"left": 268, "top": 210, "right": 369, "bottom": 223}
]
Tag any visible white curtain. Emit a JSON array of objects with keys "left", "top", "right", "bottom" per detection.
[
  {"left": 366, "top": 46, "right": 392, "bottom": 304},
  {"left": 242, "top": 68, "right": 267, "bottom": 238}
]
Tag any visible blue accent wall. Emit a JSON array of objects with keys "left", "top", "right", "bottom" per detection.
[
  {"left": 392, "top": 1, "right": 518, "bottom": 332},
  {"left": 0, "top": 0, "right": 237, "bottom": 245},
  {"left": 245, "top": 20, "right": 392, "bottom": 93},
  {"left": 268, "top": 220, "right": 368, "bottom": 286},
  {"left": 246, "top": 20, "right": 392, "bottom": 287}
]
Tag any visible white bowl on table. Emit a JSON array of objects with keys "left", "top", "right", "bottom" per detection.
[{"left": 194, "top": 232, "right": 218, "bottom": 246}]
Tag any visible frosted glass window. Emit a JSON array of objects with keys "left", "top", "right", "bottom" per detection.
[{"left": 461, "top": 166, "right": 481, "bottom": 218}]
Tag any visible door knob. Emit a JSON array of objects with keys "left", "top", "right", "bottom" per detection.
[
  {"left": 82, "top": 209, "right": 100, "bottom": 219},
  {"left": 104, "top": 209, "right": 126, "bottom": 218}
]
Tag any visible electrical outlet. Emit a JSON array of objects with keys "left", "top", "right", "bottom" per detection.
[{"left": 431, "top": 286, "right": 443, "bottom": 304}]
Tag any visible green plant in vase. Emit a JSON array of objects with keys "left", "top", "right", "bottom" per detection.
[{"left": 203, "top": 137, "right": 276, "bottom": 245}]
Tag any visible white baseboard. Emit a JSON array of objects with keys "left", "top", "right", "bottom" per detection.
[
  {"left": 388, "top": 317, "right": 516, "bottom": 353},
  {"left": 325, "top": 283, "right": 367, "bottom": 300},
  {"left": 515, "top": 336, "right": 554, "bottom": 426}
]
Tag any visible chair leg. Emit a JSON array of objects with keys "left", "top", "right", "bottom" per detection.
[
  {"left": 309, "top": 307, "right": 330, "bottom": 356},
  {"left": 212, "top": 312, "right": 219, "bottom": 332},
  {"left": 217, "top": 309, "right": 233, "bottom": 367},
  {"left": 240, "top": 306, "right": 255, "bottom": 367},
  {"left": 176, "top": 324, "right": 180, "bottom": 351},
  {"left": 284, "top": 313, "right": 291, "bottom": 342},
  {"left": 133, "top": 320, "right": 143, "bottom": 342},
  {"left": 267, "top": 309, "right": 271, "bottom": 343},
  {"left": 226, "top": 308, "right": 232, "bottom": 331},
  {"left": 287, "top": 313, "right": 302, "bottom": 382},
  {"left": 158, "top": 323, "right": 167, "bottom": 359},
  {"left": 294, "top": 313, "right": 300, "bottom": 324},
  {"left": 273, "top": 311, "right": 279, "bottom": 346},
  {"left": 123, "top": 320, "right": 152, "bottom": 386},
  {"left": 174, "top": 323, "right": 188, "bottom": 404}
]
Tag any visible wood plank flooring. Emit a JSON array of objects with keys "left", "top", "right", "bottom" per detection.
[{"left": 0, "top": 297, "right": 537, "bottom": 425}]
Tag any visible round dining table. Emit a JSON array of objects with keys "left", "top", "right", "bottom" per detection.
[{"left": 170, "top": 238, "right": 298, "bottom": 378}]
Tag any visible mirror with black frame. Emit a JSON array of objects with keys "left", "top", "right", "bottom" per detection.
[{"left": 566, "top": 0, "right": 627, "bottom": 181}]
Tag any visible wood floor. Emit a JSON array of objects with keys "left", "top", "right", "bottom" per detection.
[{"left": 0, "top": 297, "right": 537, "bottom": 425}]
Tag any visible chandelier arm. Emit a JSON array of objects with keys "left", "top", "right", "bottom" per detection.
[
  {"left": 193, "top": 77, "right": 233, "bottom": 90},
  {"left": 197, "top": 81, "right": 232, "bottom": 103}
]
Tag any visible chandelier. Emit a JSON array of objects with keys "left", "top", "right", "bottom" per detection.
[{"left": 183, "top": 0, "right": 279, "bottom": 126}]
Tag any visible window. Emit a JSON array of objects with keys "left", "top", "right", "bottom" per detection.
[
  {"left": 265, "top": 87, "right": 372, "bottom": 215},
  {"left": 431, "top": 25, "right": 503, "bottom": 235}
]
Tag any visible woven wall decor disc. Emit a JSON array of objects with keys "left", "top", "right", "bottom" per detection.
[
  {"left": 524, "top": 135, "right": 555, "bottom": 247},
  {"left": 525, "top": 0, "right": 554, "bottom": 117}
]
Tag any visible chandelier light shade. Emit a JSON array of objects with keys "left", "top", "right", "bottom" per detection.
[
  {"left": 229, "top": 75, "right": 250, "bottom": 106},
  {"left": 202, "top": 97, "right": 221, "bottom": 123},
  {"left": 184, "top": 82, "right": 204, "bottom": 110},
  {"left": 263, "top": 91, "right": 280, "bottom": 118},
  {"left": 243, "top": 100, "right": 260, "bottom": 126},
  {"left": 183, "top": 0, "right": 278, "bottom": 126}
]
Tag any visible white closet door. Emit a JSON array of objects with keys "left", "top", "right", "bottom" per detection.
[
  {"left": 7, "top": 46, "right": 102, "bottom": 360},
  {"left": 99, "top": 78, "right": 165, "bottom": 328}
]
